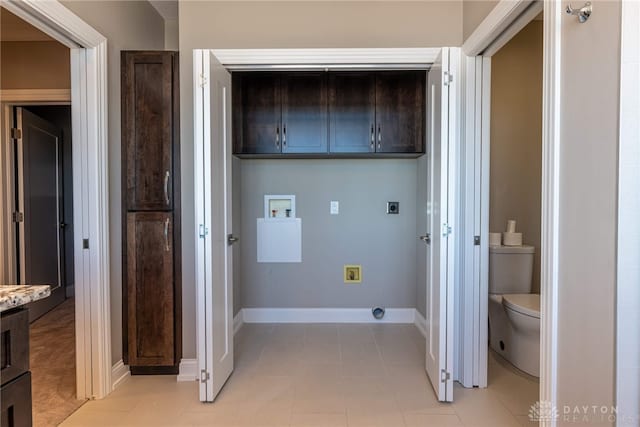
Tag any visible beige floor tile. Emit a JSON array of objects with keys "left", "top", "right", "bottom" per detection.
[
  {"left": 347, "top": 409, "right": 406, "bottom": 427},
  {"left": 515, "top": 414, "right": 539, "bottom": 426},
  {"left": 60, "top": 409, "right": 128, "bottom": 427},
  {"left": 403, "top": 412, "right": 464, "bottom": 426},
  {"left": 290, "top": 412, "right": 348, "bottom": 427},
  {"left": 60, "top": 323, "right": 539, "bottom": 427}
]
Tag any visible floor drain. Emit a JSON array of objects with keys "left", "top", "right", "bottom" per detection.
[{"left": 372, "top": 307, "right": 385, "bottom": 320}]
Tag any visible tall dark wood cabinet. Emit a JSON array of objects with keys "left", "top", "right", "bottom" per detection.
[{"left": 121, "top": 51, "right": 181, "bottom": 374}]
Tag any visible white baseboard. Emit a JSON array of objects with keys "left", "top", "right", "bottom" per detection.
[
  {"left": 241, "top": 308, "right": 416, "bottom": 324},
  {"left": 414, "top": 309, "right": 427, "bottom": 338},
  {"left": 111, "top": 360, "right": 130, "bottom": 391},
  {"left": 177, "top": 359, "right": 198, "bottom": 382},
  {"left": 233, "top": 310, "right": 244, "bottom": 335}
]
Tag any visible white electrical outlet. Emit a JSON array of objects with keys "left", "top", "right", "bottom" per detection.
[{"left": 330, "top": 201, "right": 339, "bottom": 215}]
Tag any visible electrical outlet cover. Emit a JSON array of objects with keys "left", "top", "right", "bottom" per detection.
[
  {"left": 344, "top": 265, "right": 362, "bottom": 283},
  {"left": 330, "top": 201, "right": 339, "bottom": 215}
]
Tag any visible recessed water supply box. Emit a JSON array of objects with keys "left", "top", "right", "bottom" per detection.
[{"left": 257, "top": 195, "right": 301, "bottom": 263}]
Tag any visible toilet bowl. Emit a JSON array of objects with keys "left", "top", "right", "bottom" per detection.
[
  {"left": 502, "top": 294, "right": 540, "bottom": 377},
  {"left": 489, "top": 293, "right": 540, "bottom": 377}
]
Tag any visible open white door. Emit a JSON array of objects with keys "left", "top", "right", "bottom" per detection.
[
  {"left": 424, "top": 47, "right": 456, "bottom": 402},
  {"left": 194, "top": 49, "right": 235, "bottom": 402}
]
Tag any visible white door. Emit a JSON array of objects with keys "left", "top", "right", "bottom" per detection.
[
  {"left": 194, "top": 49, "right": 235, "bottom": 402},
  {"left": 424, "top": 48, "right": 455, "bottom": 402}
]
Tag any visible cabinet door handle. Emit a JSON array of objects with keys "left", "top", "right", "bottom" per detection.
[
  {"left": 377, "top": 126, "right": 382, "bottom": 149},
  {"left": 282, "top": 126, "right": 286, "bottom": 147},
  {"left": 370, "top": 125, "right": 375, "bottom": 150},
  {"left": 164, "top": 170, "right": 170, "bottom": 206},
  {"left": 164, "top": 218, "right": 170, "bottom": 252},
  {"left": 276, "top": 126, "right": 280, "bottom": 148}
]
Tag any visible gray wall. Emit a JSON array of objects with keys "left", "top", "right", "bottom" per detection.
[
  {"left": 490, "top": 20, "right": 542, "bottom": 293},
  {"left": 462, "top": 0, "right": 497, "bottom": 41},
  {"left": 179, "top": 0, "right": 463, "bottom": 358},
  {"left": 557, "top": 1, "right": 620, "bottom": 422},
  {"left": 237, "top": 159, "right": 418, "bottom": 310},
  {"left": 60, "top": 0, "right": 165, "bottom": 364}
]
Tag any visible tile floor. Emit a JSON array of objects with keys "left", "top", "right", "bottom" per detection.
[{"left": 61, "top": 323, "right": 538, "bottom": 427}]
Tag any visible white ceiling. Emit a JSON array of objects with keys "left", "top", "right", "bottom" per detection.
[
  {"left": 149, "top": 0, "right": 178, "bottom": 21},
  {"left": 1, "top": 6, "right": 54, "bottom": 41}
]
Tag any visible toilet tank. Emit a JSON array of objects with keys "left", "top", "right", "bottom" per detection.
[{"left": 489, "top": 245, "right": 535, "bottom": 294}]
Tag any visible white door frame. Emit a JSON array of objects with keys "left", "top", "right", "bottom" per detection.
[
  {"left": 0, "top": 0, "right": 112, "bottom": 400},
  {"left": 460, "top": 0, "right": 560, "bottom": 414}
]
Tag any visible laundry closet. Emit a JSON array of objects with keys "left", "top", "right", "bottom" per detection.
[{"left": 229, "top": 69, "right": 426, "bottom": 318}]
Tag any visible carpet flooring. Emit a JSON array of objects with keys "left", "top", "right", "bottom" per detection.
[{"left": 30, "top": 298, "right": 86, "bottom": 426}]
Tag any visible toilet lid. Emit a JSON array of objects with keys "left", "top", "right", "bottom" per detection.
[{"left": 502, "top": 294, "right": 540, "bottom": 319}]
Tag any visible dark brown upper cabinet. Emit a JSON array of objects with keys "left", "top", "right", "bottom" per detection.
[
  {"left": 233, "top": 70, "right": 425, "bottom": 157},
  {"left": 233, "top": 73, "right": 282, "bottom": 155},
  {"left": 122, "top": 52, "right": 175, "bottom": 210},
  {"left": 281, "top": 72, "right": 328, "bottom": 154},
  {"left": 375, "top": 71, "right": 426, "bottom": 154},
  {"left": 329, "top": 72, "right": 376, "bottom": 153}
]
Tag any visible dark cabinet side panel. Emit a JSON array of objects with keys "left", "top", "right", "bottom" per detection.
[
  {"left": 0, "top": 372, "right": 32, "bottom": 427},
  {"left": 375, "top": 71, "right": 426, "bottom": 154},
  {"left": 122, "top": 52, "right": 173, "bottom": 210},
  {"left": 329, "top": 72, "right": 376, "bottom": 153},
  {"left": 126, "top": 212, "right": 175, "bottom": 367},
  {"left": 233, "top": 72, "right": 281, "bottom": 154},
  {"left": 281, "top": 72, "right": 328, "bottom": 154}
]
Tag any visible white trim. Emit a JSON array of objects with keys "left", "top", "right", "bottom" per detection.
[
  {"left": 477, "top": 57, "right": 491, "bottom": 390},
  {"left": 482, "top": 2, "right": 543, "bottom": 57},
  {"left": 210, "top": 48, "right": 441, "bottom": 66},
  {"left": 539, "top": 1, "right": 561, "bottom": 422},
  {"left": 177, "top": 359, "right": 198, "bottom": 382},
  {"left": 414, "top": 310, "right": 427, "bottom": 338},
  {"left": 616, "top": 1, "right": 640, "bottom": 422},
  {"left": 2, "top": 0, "right": 111, "bottom": 400},
  {"left": 241, "top": 308, "right": 416, "bottom": 324},
  {"left": 233, "top": 310, "right": 244, "bottom": 335},
  {"left": 462, "top": 0, "right": 538, "bottom": 56},
  {"left": 110, "top": 360, "right": 130, "bottom": 391},
  {"left": 0, "top": 89, "right": 71, "bottom": 103}
]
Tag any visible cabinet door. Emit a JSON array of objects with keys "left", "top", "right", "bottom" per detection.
[
  {"left": 233, "top": 73, "right": 282, "bottom": 154},
  {"left": 375, "top": 71, "right": 426, "bottom": 153},
  {"left": 122, "top": 51, "right": 175, "bottom": 211},
  {"left": 126, "top": 212, "right": 175, "bottom": 366},
  {"left": 329, "top": 72, "right": 376, "bottom": 153},
  {"left": 281, "top": 72, "right": 328, "bottom": 154}
]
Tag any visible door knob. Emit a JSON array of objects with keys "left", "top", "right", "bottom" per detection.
[
  {"left": 227, "top": 234, "right": 239, "bottom": 245},
  {"left": 419, "top": 234, "right": 431, "bottom": 244}
]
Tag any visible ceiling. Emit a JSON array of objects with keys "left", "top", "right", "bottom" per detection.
[
  {"left": 0, "top": 6, "right": 54, "bottom": 42},
  {"left": 149, "top": 0, "right": 178, "bottom": 21}
]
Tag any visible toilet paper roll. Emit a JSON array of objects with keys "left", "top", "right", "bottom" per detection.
[
  {"left": 506, "top": 220, "right": 517, "bottom": 234},
  {"left": 503, "top": 232, "right": 523, "bottom": 246},
  {"left": 489, "top": 232, "right": 502, "bottom": 246}
]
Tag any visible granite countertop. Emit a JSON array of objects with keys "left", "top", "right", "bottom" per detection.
[{"left": 0, "top": 285, "right": 51, "bottom": 313}]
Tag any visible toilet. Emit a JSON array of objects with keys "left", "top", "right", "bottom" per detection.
[{"left": 488, "top": 245, "right": 540, "bottom": 377}]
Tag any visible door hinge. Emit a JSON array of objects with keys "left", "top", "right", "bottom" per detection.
[
  {"left": 440, "top": 369, "right": 451, "bottom": 383},
  {"left": 442, "top": 223, "right": 452, "bottom": 237},
  {"left": 199, "top": 224, "right": 208, "bottom": 239},
  {"left": 443, "top": 72, "right": 453, "bottom": 86},
  {"left": 10, "top": 128, "right": 22, "bottom": 139},
  {"left": 200, "top": 369, "right": 210, "bottom": 382},
  {"left": 12, "top": 212, "right": 24, "bottom": 223},
  {"left": 199, "top": 74, "right": 208, "bottom": 88},
  {"left": 474, "top": 235, "right": 481, "bottom": 246}
]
